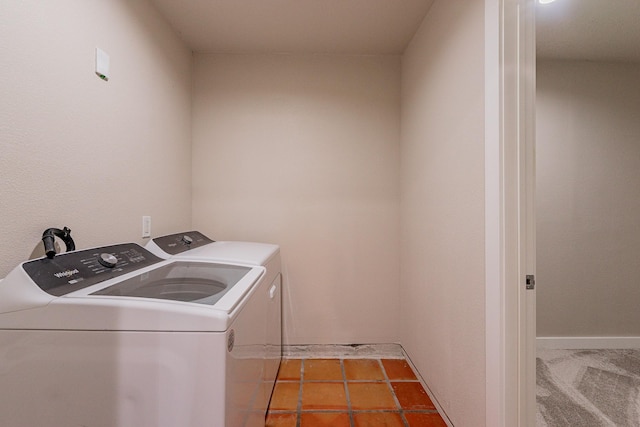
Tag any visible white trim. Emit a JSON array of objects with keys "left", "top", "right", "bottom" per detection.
[
  {"left": 485, "top": 1, "right": 537, "bottom": 426},
  {"left": 402, "top": 349, "right": 454, "bottom": 427},
  {"left": 537, "top": 337, "right": 640, "bottom": 350},
  {"left": 484, "top": 0, "right": 504, "bottom": 426},
  {"left": 520, "top": 1, "right": 538, "bottom": 426}
]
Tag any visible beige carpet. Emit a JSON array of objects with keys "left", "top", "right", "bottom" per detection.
[{"left": 537, "top": 349, "right": 640, "bottom": 427}]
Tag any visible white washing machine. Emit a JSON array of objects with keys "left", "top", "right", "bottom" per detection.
[
  {"left": 145, "top": 231, "right": 283, "bottom": 414},
  {"left": 0, "top": 239, "right": 281, "bottom": 427}
]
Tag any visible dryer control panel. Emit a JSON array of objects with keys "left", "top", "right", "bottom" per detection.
[
  {"left": 150, "top": 231, "right": 214, "bottom": 255},
  {"left": 22, "top": 244, "right": 163, "bottom": 296}
]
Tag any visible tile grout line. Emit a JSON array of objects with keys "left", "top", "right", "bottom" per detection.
[
  {"left": 378, "top": 358, "right": 411, "bottom": 427},
  {"left": 296, "top": 359, "right": 304, "bottom": 427},
  {"left": 341, "top": 359, "right": 356, "bottom": 427}
]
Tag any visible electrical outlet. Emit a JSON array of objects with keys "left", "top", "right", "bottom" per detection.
[{"left": 142, "top": 216, "right": 151, "bottom": 238}]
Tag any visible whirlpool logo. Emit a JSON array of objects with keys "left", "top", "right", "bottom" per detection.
[{"left": 53, "top": 269, "right": 79, "bottom": 279}]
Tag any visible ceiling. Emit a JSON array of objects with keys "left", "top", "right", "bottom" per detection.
[
  {"left": 537, "top": 0, "right": 640, "bottom": 63},
  {"left": 149, "top": 0, "right": 640, "bottom": 62},
  {"left": 149, "top": 0, "right": 435, "bottom": 55}
]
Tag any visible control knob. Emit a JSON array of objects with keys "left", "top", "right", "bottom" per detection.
[
  {"left": 181, "top": 235, "right": 193, "bottom": 245},
  {"left": 98, "top": 253, "right": 118, "bottom": 268}
]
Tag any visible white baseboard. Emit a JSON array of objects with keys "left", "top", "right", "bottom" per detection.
[
  {"left": 537, "top": 336, "right": 640, "bottom": 350},
  {"left": 401, "top": 349, "right": 454, "bottom": 427}
]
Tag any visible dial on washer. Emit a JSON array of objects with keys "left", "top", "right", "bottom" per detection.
[{"left": 98, "top": 253, "right": 118, "bottom": 268}]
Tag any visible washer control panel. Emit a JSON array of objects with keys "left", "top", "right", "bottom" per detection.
[
  {"left": 151, "top": 231, "right": 214, "bottom": 255},
  {"left": 22, "top": 243, "right": 163, "bottom": 296}
]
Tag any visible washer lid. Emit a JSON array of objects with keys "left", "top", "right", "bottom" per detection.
[
  {"left": 92, "top": 261, "right": 251, "bottom": 306},
  {"left": 0, "top": 261, "right": 265, "bottom": 332}
]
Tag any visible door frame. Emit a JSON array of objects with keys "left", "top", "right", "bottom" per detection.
[{"left": 485, "top": 0, "right": 536, "bottom": 425}]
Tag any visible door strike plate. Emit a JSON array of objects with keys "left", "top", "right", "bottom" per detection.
[{"left": 526, "top": 274, "right": 535, "bottom": 290}]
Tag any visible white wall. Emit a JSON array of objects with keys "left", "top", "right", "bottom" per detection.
[
  {"left": 537, "top": 60, "right": 640, "bottom": 337},
  {"left": 400, "top": 1, "right": 486, "bottom": 425},
  {"left": 192, "top": 53, "right": 401, "bottom": 344},
  {"left": 0, "top": 0, "right": 192, "bottom": 277}
]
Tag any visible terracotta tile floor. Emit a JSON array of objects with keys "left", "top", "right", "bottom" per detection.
[{"left": 266, "top": 358, "right": 448, "bottom": 427}]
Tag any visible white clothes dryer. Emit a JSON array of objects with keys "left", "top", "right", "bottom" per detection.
[{"left": 0, "top": 240, "right": 280, "bottom": 427}]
